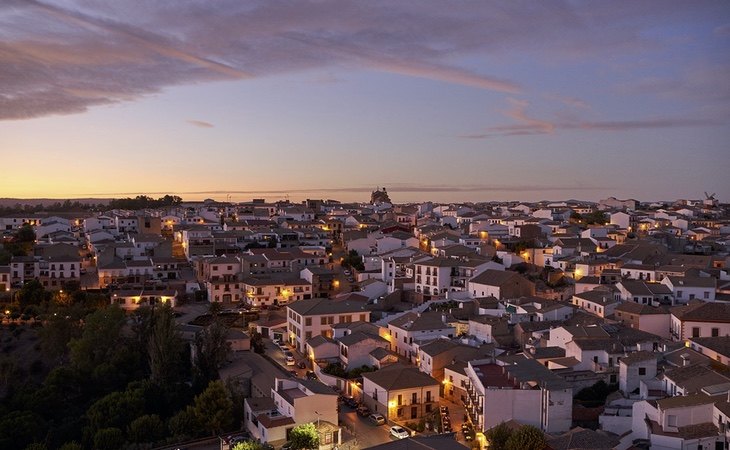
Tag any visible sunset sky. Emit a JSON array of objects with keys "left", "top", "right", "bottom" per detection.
[{"left": 1, "top": 1, "right": 729, "bottom": 203}]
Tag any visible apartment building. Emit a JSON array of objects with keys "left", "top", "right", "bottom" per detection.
[
  {"left": 464, "top": 358, "right": 572, "bottom": 433},
  {"left": 387, "top": 311, "right": 455, "bottom": 364},
  {"left": 286, "top": 295, "right": 371, "bottom": 353},
  {"left": 359, "top": 365, "right": 440, "bottom": 422}
]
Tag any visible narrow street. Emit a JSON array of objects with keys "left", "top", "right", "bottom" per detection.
[{"left": 338, "top": 407, "right": 392, "bottom": 449}]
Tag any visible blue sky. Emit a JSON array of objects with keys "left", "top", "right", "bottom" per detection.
[{"left": 1, "top": 1, "right": 728, "bottom": 203}]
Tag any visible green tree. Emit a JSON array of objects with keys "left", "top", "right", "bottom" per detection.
[
  {"left": 38, "top": 308, "right": 83, "bottom": 363},
  {"left": 15, "top": 224, "right": 36, "bottom": 243},
  {"left": 342, "top": 250, "right": 364, "bottom": 271},
  {"left": 168, "top": 406, "right": 202, "bottom": 441},
  {"left": 505, "top": 425, "right": 546, "bottom": 450},
  {"left": 193, "top": 380, "right": 233, "bottom": 435},
  {"left": 0, "top": 410, "right": 47, "bottom": 450},
  {"left": 250, "top": 330, "right": 265, "bottom": 354},
  {"left": 208, "top": 301, "right": 223, "bottom": 317},
  {"left": 68, "top": 306, "right": 132, "bottom": 384},
  {"left": 86, "top": 388, "right": 145, "bottom": 432},
  {"left": 584, "top": 210, "right": 608, "bottom": 225},
  {"left": 0, "top": 355, "right": 23, "bottom": 393},
  {"left": 193, "top": 319, "right": 231, "bottom": 385},
  {"left": 485, "top": 422, "right": 513, "bottom": 450},
  {"left": 0, "top": 245, "right": 13, "bottom": 265},
  {"left": 93, "top": 427, "right": 124, "bottom": 450},
  {"left": 289, "top": 422, "right": 319, "bottom": 450},
  {"left": 128, "top": 414, "right": 165, "bottom": 445},
  {"left": 233, "top": 441, "right": 267, "bottom": 450},
  {"left": 144, "top": 305, "right": 184, "bottom": 384},
  {"left": 225, "top": 376, "right": 248, "bottom": 428},
  {"left": 321, "top": 362, "right": 346, "bottom": 378},
  {"left": 58, "top": 442, "right": 83, "bottom": 450},
  {"left": 16, "top": 279, "right": 50, "bottom": 308},
  {"left": 23, "top": 443, "right": 47, "bottom": 450}
]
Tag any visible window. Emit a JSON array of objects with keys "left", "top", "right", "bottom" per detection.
[
  {"left": 712, "top": 328, "right": 719, "bottom": 337},
  {"left": 398, "top": 394, "right": 402, "bottom": 406},
  {"left": 692, "top": 327, "right": 700, "bottom": 338},
  {"left": 639, "top": 367, "right": 646, "bottom": 376},
  {"left": 704, "top": 291, "right": 710, "bottom": 299},
  {"left": 412, "top": 393, "right": 417, "bottom": 404},
  {"left": 305, "top": 318, "right": 312, "bottom": 327},
  {"left": 321, "top": 317, "right": 327, "bottom": 325},
  {"left": 667, "top": 415, "right": 677, "bottom": 427},
  {"left": 677, "top": 290, "right": 682, "bottom": 298}
]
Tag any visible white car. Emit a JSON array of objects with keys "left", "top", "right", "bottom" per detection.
[
  {"left": 285, "top": 355, "right": 296, "bottom": 366},
  {"left": 390, "top": 426, "right": 410, "bottom": 439}
]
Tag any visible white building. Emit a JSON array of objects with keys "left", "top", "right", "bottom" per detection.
[
  {"left": 670, "top": 301, "right": 730, "bottom": 341},
  {"left": 387, "top": 311, "right": 455, "bottom": 364},
  {"left": 464, "top": 358, "right": 572, "bottom": 433},
  {"left": 661, "top": 276, "right": 717, "bottom": 303},
  {"left": 286, "top": 295, "right": 371, "bottom": 353}
]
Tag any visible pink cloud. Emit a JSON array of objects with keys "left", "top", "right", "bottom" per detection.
[
  {"left": 1, "top": 0, "right": 727, "bottom": 120},
  {"left": 187, "top": 119, "right": 214, "bottom": 128}
]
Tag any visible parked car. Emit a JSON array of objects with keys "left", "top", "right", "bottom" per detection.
[
  {"left": 285, "top": 355, "right": 296, "bottom": 366},
  {"left": 368, "top": 413, "right": 386, "bottom": 425},
  {"left": 343, "top": 396, "right": 358, "bottom": 408},
  {"left": 390, "top": 426, "right": 410, "bottom": 439},
  {"left": 289, "top": 370, "right": 298, "bottom": 377},
  {"left": 306, "top": 371, "right": 317, "bottom": 380},
  {"left": 356, "top": 405, "right": 370, "bottom": 416},
  {"left": 297, "top": 361, "right": 306, "bottom": 369}
]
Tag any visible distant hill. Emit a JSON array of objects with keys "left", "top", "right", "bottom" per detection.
[{"left": 0, "top": 198, "right": 113, "bottom": 207}]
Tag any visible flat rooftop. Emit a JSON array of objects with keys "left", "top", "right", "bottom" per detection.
[{"left": 471, "top": 364, "right": 518, "bottom": 389}]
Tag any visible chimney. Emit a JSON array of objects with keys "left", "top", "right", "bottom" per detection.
[{"left": 681, "top": 354, "right": 690, "bottom": 367}]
